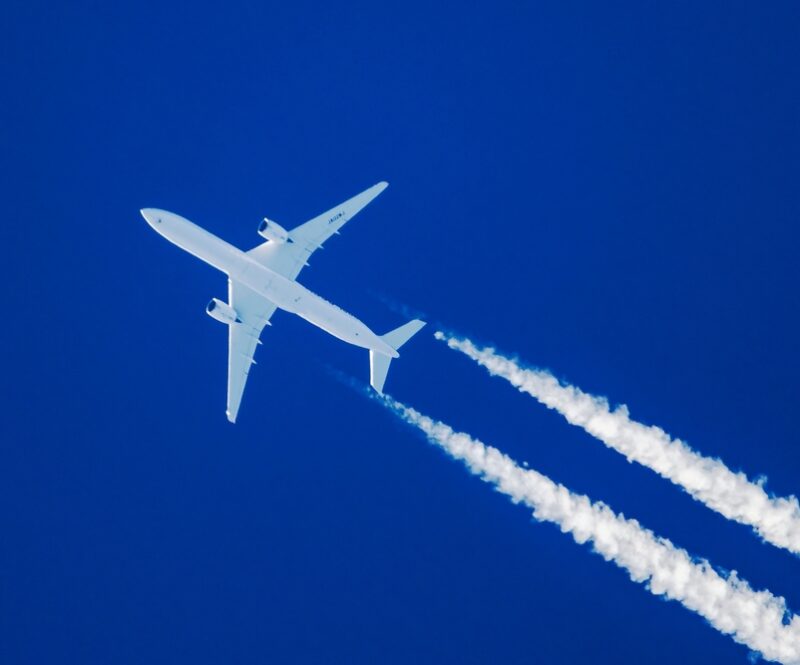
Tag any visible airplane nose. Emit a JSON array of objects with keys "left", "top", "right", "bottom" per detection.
[{"left": 140, "top": 208, "right": 162, "bottom": 226}]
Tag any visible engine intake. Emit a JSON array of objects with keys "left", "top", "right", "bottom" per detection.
[
  {"left": 206, "top": 298, "right": 240, "bottom": 325},
  {"left": 258, "top": 218, "right": 292, "bottom": 244}
]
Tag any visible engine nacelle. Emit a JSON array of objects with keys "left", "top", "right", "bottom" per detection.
[
  {"left": 206, "top": 298, "right": 240, "bottom": 325},
  {"left": 258, "top": 218, "right": 292, "bottom": 244}
]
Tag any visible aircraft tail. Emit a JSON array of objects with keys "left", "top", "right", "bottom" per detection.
[{"left": 369, "top": 319, "right": 426, "bottom": 394}]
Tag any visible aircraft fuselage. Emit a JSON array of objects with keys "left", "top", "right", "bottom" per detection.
[{"left": 142, "top": 208, "right": 398, "bottom": 358}]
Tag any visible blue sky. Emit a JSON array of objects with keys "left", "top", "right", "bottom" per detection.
[{"left": 2, "top": 1, "right": 800, "bottom": 663}]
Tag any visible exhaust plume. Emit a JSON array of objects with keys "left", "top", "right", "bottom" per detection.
[
  {"left": 381, "top": 395, "right": 800, "bottom": 664},
  {"left": 436, "top": 332, "right": 800, "bottom": 556}
]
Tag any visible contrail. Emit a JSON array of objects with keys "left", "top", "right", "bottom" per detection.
[
  {"left": 436, "top": 332, "right": 800, "bottom": 556},
  {"left": 380, "top": 395, "right": 800, "bottom": 664}
]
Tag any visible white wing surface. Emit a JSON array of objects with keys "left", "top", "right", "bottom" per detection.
[
  {"left": 246, "top": 182, "right": 388, "bottom": 281},
  {"left": 227, "top": 279, "right": 277, "bottom": 423}
]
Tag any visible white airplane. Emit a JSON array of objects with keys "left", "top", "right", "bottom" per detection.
[{"left": 141, "top": 182, "right": 424, "bottom": 423}]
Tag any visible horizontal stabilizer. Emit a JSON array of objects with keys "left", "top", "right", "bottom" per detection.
[
  {"left": 381, "top": 319, "right": 426, "bottom": 351},
  {"left": 369, "top": 319, "right": 426, "bottom": 394},
  {"left": 370, "top": 351, "right": 392, "bottom": 395}
]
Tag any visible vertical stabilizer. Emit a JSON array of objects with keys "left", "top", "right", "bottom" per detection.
[{"left": 369, "top": 319, "right": 426, "bottom": 394}]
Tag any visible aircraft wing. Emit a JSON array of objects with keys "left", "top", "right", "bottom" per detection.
[
  {"left": 227, "top": 279, "right": 277, "bottom": 423},
  {"left": 245, "top": 182, "right": 388, "bottom": 281}
]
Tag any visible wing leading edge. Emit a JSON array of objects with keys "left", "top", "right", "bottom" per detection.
[
  {"left": 245, "top": 182, "right": 388, "bottom": 281},
  {"left": 227, "top": 279, "right": 277, "bottom": 423}
]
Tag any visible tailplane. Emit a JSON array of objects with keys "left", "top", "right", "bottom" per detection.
[{"left": 369, "top": 319, "right": 426, "bottom": 394}]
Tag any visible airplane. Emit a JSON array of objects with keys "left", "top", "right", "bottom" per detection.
[{"left": 141, "top": 182, "right": 425, "bottom": 423}]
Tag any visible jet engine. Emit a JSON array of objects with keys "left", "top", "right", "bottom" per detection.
[
  {"left": 206, "top": 298, "right": 240, "bottom": 325},
  {"left": 258, "top": 218, "right": 292, "bottom": 244}
]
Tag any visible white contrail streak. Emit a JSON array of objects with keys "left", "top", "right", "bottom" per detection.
[
  {"left": 381, "top": 396, "right": 800, "bottom": 664},
  {"left": 436, "top": 332, "right": 800, "bottom": 556}
]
